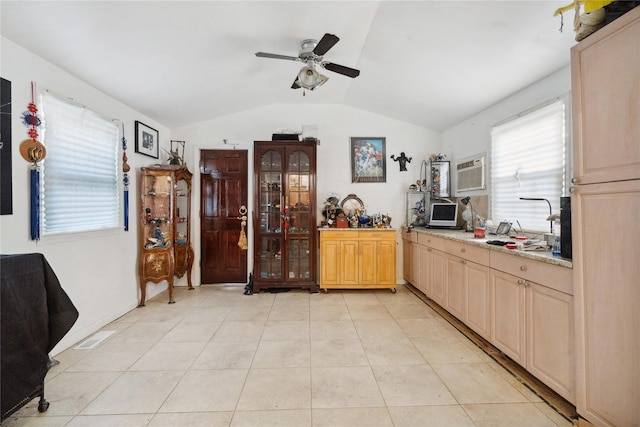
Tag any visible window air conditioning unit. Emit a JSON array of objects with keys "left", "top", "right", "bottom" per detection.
[{"left": 456, "top": 154, "right": 486, "bottom": 192}]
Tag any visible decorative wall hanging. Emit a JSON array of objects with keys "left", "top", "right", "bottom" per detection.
[
  {"left": 122, "top": 123, "right": 130, "bottom": 231},
  {"left": 390, "top": 152, "right": 412, "bottom": 171},
  {"left": 134, "top": 121, "right": 159, "bottom": 159},
  {"left": 168, "top": 140, "right": 185, "bottom": 166},
  {"left": 19, "top": 82, "right": 45, "bottom": 240},
  {"left": 1, "top": 78, "right": 13, "bottom": 215},
  {"left": 350, "top": 137, "right": 386, "bottom": 183}
]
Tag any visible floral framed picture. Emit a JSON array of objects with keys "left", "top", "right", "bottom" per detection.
[
  {"left": 135, "top": 121, "right": 159, "bottom": 159},
  {"left": 350, "top": 137, "right": 386, "bottom": 183}
]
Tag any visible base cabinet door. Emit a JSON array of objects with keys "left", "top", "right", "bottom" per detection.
[
  {"left": 375, "top": 239, "right": 396, "bottom": 286},
  {"left": 465, "top": 262, "right": 491, "bottom": 340},
  {"left": 527, "top": 282, "right": 574, "bottom": 403},
  {"left": 430, "top": 250, "right": 446, "bottom": 306},
  {"left": 416, "top": 244, "right": 432, "bottom": 296},
  {"left": 358, "top": 240, "right": 377, "bottom": 285},
  {"left": 319, "top": 240, "right": 341, "bottom": 285},
  {"left": 490, "top": 269, "right": 526, "bottom": 365},
  {"left": 402, "top": 238, "right": 413, "bottom": 283},
  {"left": 445, "top": 254, "right": 466, "bottom": 321}
]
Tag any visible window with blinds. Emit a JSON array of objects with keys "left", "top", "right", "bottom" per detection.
[
  {"left": 490, "top": 99, "right": 566, "bottom": 232},
  {"left": 41, "top": 94, "right": 119, "bottom": 235}
]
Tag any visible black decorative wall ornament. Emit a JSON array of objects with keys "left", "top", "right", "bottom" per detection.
[
  {"left": 390, "top": 152, "right": 412, "bottom": 171},
  {"left": 0, "top": 78, "right": 12, "bottom": 215}
]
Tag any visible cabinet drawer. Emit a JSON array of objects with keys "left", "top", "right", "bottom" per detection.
[
  {"left": 417, "top": 233, "right": 446, "bottom": 251},
  {"left": 490, "top": 251, "right": 573, "bottom": 295},
  {"left": 444, "top": 240, "right": 489, "bottom": 265},
  {"left": 320, "top": 231, "right": 357, "bottom": 240},
  {"left": 401, "top": 230, "right": 418, "bottom": 243},
  {"left": 359, "top": 230, "right": 396, "bottom": 240}
]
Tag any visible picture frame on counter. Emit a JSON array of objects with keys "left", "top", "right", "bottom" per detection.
[
  {"left": 135, "top": 121, "right": 159, "bottom": 159},
  {"left": 350, "top": 137, "right": 386, "bottom": 183}
]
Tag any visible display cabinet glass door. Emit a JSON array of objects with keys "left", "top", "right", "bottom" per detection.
[
  {"left": 173, "top": 169, "right": 194, "bottom": 288},
  {"left": 258, "top": 150, "right": 283, "bottom": 280},
  {"left": 286, "top": 150, "right": 311, "bottom": 280},
  {"left": 143, "top": 173, "right": 174, "bottom": 250}
]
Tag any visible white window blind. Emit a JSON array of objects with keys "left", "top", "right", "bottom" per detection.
[
  {"left": 41, "top": 94, "right": 119, "bottom": 235},
  {"left": 490, "top": 99, "right": 565, "bottom": 232}
]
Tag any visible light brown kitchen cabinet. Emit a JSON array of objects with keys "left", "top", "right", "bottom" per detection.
[
  {"left": 404, "top": 228, "right": 573, "bottom": 402},
  {"left": 571, "top": 7, "right": 640, "bottom": 186},
  {"left": 401, "top": 230, "right": 416, "bottom": 283},
  {"left": 465, "top": 261, "right": 491, "bottom": 340},
  {"left": 490, "top": 269, "right": 526, "bottom": 364},
  {"left": 490, "top": 251, "right": 574, "bottom": 402},
  {"left": 444, "top": 240, "right": 490, "bottom": 331},
  {"left": 138, "top": 165, "right": 193, "bottom": 307},
  {"left": 415, "top": 233, "right": 447, "bottom": 306},
  {"left": 571, "top": 7, "right": 640, "bottom": 426},
  {"left": 319, "top": 229, "right": 397, "bottom": 292}
]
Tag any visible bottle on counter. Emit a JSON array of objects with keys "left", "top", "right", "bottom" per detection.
[{"left": 552, "top": 219, "right": 561, "bottom": 257}]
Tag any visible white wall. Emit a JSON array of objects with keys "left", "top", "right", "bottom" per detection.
[
  {"left": 442, "top": 65, "right": 572, "bottom": 199},
  {"left": 0, "top": 38, "right": 172, "bottom": 354},
  {"left": 172, "top": 104, "right": 442, "bottom": 286},
  {"left": 1, "top": 37, "right": 441, "bottom": 354}
]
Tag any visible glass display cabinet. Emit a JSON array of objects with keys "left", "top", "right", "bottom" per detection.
[
  {"left": 405, "top": 190, "right": 427, "bottom": 227},
  {"left": 138, "top": 165, "right": 193, "bottom": 306},
  {"left": 429, "top": 160, "right": 450, "bottom": 198},
  {"left": 252, "top": 140, "right": 318, "bottom": 293}
]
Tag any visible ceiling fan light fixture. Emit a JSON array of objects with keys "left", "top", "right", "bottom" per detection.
[{"left": 296, "top": 65, "right": 328, "bottom": 90}]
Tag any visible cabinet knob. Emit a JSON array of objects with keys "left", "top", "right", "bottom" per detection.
[
  {"left": 517, "top": 279, "right": 525, "bottom": 285},
  {"left": 569, "top": 186, "right": 576, "bottom": 193},
  {"left": 571, "top": 177, "right": 578, "bottom": 184},
  {"left": 520, "top": 265, "right": 526, "bottom": 271},
  {"left": 461, "top": 260, "right": 466, "bottom": 265}
]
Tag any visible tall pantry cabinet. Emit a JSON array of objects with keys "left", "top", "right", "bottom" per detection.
[{"left": 570, "top": 7, "right": 640, "bottom": 427}]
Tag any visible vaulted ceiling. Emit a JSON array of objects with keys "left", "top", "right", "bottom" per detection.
[{"left": 0, "top": 1, "right": 577, "bottom": 132}]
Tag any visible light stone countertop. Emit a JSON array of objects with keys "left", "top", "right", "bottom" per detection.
[
  {"left": 318, "top": 227, "right": 398, "bottom": 232},
  {"left": 405, "top": 226, "right": 572, "bottom": 269}
]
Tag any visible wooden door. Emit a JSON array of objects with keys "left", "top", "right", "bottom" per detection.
[{"left": 200, "top": 150, "right": 248, "bottom": 284}]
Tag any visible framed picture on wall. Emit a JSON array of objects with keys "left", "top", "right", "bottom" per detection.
[
  {"left": 135, "top": 121, "right": 159, "bottom": 159},
  {"left": 350, "top": 137, "right": 386, "bottom": 183}
]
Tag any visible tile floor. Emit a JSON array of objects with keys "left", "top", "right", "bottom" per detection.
[{"left": 3, "top": 284, "right": 574, "bottom": 426}]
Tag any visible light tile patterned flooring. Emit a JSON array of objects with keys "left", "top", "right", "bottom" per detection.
[{"left": 3, "top": 285, "right": 574, "bottom": 426}]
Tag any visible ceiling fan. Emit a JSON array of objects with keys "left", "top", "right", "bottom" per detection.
[{"left": 255, "top": 33, "right": 360, "bottom": 91}]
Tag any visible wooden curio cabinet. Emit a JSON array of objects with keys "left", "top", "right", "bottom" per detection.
[
  {"left": 138, "top": 165, "right": 193, "bottom": 306},
  {"left": 252, "top": 140, "right": 318, "bottom": 293}
]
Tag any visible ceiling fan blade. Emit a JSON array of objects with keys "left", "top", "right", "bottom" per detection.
[
  {"left": 291, "top": 77, "right": 301, "bottom": 89},
  {"left": 256, "top": 52, "right": 300, "bottom": 61},
  {"left": 313, "top": 33, "right": 340, "bottom": 56},
  {"left": 322, "top": 62, "right": 360, "bottom": 78}
]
